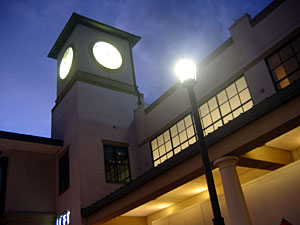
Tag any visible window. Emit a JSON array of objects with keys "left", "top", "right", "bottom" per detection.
[
  {"left": 151, "top": 76, "right": 253, "bottom": 167},
  {"left": 200, "top": 76, "right": 253, "bottom": 136},
  {"left": 151, "top": 114, "right": 197, "bottom": 167},
  {"left": 104, "top": 144, "right": 131, "bottom": 183},
  {"left": 266, "top": 35, "right": 300, "bottom": 90},
  {"left": 59, "top": 151, "right": 69, "bottom": 194},
  {"left": 0, "top": 158, "right": 7, "bottom": 213}
]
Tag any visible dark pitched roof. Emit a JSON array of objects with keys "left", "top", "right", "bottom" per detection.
[
  {"left": 81, "top": 79, "right": 300, "bottom": 217},
  {"left": 0, "top": 130, "right": 63, "bottom": 146},
  {"left": 48, "top": 13, "right": 141, "bottom": 59}
]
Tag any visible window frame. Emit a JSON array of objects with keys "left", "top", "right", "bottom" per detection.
[
  {"left": 199, "top": 76, "right": 253, "bottom": 136},
  {"left": 0, "top": 157, "right": 8, "bottom": 213},
  {"left": 265, "top": 34, "right": 300, "bottom": 91},
  {"left": 59, "top": 150, "right": 70, "bottom": 194},
  {"left": 103, "top": 143, "right": 131, "bottom": 184},
  {"left": 150, "top": 114, "right": 197, "bottom": 167}
]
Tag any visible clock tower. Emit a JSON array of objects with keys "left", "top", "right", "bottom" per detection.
[
  {"left": 48, "top": 13, "right": 141, "bottom": 103},
  {"left": 48, "top": 13, "right": 142, "bottom": 225}
]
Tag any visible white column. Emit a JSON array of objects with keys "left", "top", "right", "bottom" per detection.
[{"left": 214, "top": 156, "right": 252, "bottom": 225}]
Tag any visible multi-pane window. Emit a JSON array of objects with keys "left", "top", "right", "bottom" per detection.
[
  {"left": 151, "top": 76, "right": 253, "bottom": 167},
  {"left": 199, "top": 76, "right": 253, "bottom": 136},
  {"left": 266, "top": 35, "right": 300, "bottom": 90},
  {"left": 104, "top": 144, "right": 131, "bottom": 183},
  {"left": 151, "top": 114, "right": 197, "bottom": 167},
  {"left": 59, "top": 151, "right": 69, "bottom": 194}
]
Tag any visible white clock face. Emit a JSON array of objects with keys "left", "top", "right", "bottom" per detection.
[
  {"left": 59, "top": 46, "right": 74, "bottom": 80},
  {"left": 92, "top": 41, "right": 122, "bottom": 70}
]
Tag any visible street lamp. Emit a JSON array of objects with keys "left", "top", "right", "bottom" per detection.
[{"left": 175, "top": 59, "right": 225, "bottom": 225}]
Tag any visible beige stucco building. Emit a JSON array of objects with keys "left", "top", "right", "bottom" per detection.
[{"left": 1, "top": 0, "right": 300, "bottom": 224}]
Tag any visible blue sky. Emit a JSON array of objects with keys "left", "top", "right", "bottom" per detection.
[{"left": 0, "top": 0, "right": 273, "bottom": 137}]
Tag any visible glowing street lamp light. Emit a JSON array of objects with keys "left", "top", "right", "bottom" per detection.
[
  {"left": 175, "top": 59, "right": 197, "bottom": 82},
  {"left": 175, "top": 59, "right": 225, "bottom": 225}
]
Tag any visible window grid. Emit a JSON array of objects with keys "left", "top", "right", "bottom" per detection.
[
  {"left": 104, "top": 145, "right": 131, "bottom": 183},
  {"left": 266, "top": 35, "right": 300, "bottom": 90},
  {"left": 151, "top": 76, "right": 253, "bottom": 167},
  {"left": 199, "top": 76, "right": 253, "bottom": 136},
  {"left": 151, "top": 114, "right": 197, "bottom": 167}
]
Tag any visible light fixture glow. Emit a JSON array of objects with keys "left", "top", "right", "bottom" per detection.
[
  {"left": 155, "top": 203, "right": 172, "bottom": 209},
  {"left": 192, "top": 187, "right": 207, "bottom": 194},
  {"left": 175, "top": 59, "right": 196, "bottom": 83},
  {"left": 93, "top": 41, "right": 122, "bottom": 70},
  {"left": 59, "top": 47, "right": 74, "bottom": 80}
]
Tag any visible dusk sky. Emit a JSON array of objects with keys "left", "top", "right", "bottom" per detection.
[{"left": 0, "top": 0, "right": 273, "bottom": 137}]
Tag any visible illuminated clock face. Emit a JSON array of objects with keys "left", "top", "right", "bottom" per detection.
[
  {"left": 59, "top": 46, "right": 74, "bottom": 80},
  {"left": 92, "top": 41, "right": 122, "bottom": 70}
]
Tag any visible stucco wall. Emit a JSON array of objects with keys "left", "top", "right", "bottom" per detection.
[
  {"left": 77, "top": 81, "right": 140, "bottom": 208},
  {"left": 52, "top": 82, "right": 79, "bottom": 139},
  {"left": 5, "top": 150, "right": 56, "bottom": 213},
  {"left": 52, "top": 82, "right": 82, "bottom": 225},
  {"left": 244, "top": 60, "right": 275, "bottom": 105},
  {"left": 77, "top": 81, "right": 138, "bottom": 127},
  {"left": 245, "top": 160, "right": 300, "bottom": 225},
  {"left": 252, "top": 0, "right": 300, "bottom": 53}
]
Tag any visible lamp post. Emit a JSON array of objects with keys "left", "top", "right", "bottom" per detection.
[{"left": 175, "top": 59, "right": 225, "bottom": 225}]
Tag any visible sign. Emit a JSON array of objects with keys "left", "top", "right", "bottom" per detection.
[{"left": 56, "top": 211, "right": 70, "bottom": 225}]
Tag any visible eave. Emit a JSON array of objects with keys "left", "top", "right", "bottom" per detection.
[{"left": 48, "top": 13, "right": 141, "bottom": 59}]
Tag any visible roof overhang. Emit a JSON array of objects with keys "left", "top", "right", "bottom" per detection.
[
  {"left": 48, "top": 13, "right": 141, "bottom": 59},
  {"left": 0, "top": 131, "right": 63, "bottom": 154}
]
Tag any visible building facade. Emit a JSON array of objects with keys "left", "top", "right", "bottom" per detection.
[{"left": 1, "top": 0, "right": 300, "bottom": 224}]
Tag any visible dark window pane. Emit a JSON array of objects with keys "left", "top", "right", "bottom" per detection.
[
  {"left": 104, "top": 144, "right": 131, "bottom": 183},
  {"left": 279, "top": 45, "right": 293, "bottom": 61},
  {"left": 289, "top": 70, "right": 300, "bottom": 83},
  {"left": 104, "top": 145, "right": 115, "bottom": 162},
  {"left": 116, "top": 149, "right": 127, "bottom": 162},
  {"left": 267, "top": 53, "right": 281, "bottom": 70},
  {"left": 0, "top": 158, "right": 8, "bottom": 213},
  {"left": 292, "top": 36, "right": 300, "bottom": 53},
  {"left": 59, "top": 151, "right": 69, "bottom": 194},
  {"left": 284, "top": 57, "right": 299, "bottom": 74}
]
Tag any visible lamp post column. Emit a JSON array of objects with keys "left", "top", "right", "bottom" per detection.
[{"left": 184, "top": 79, "right": 225, "bottom": 225}]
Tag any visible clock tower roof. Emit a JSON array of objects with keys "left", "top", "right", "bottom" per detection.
[{"left": 48, "top": 12, "right": 141, "bottom": 59}]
